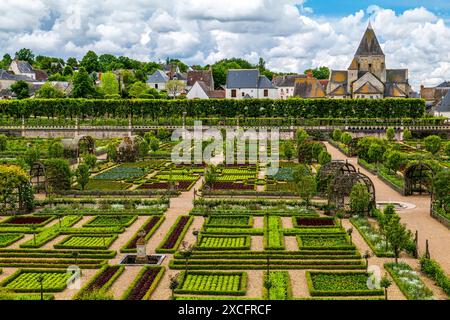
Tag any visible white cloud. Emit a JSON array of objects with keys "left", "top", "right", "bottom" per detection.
[{"left": 0, "top": 0, "right": 449, "bottom": 90}]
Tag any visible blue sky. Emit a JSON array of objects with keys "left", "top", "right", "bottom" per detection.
[
  {"left": 1, "top": 0, "right": 450, "bottom": 89},
  {"left": 302, "top": 0, "right": 450, "bottom": 19}
]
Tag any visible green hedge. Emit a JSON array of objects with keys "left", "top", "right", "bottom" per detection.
[
  {"left": 72, "top": 265, "right": 125, "bottom": 300},
  {"left": 120, "top": 216, "right": 165, "bottom": 253},
  {"left": 0, "top": 98, "right": 425, "bottom": 119},
  {"left": 420, "top": 258, "right": 450, "bottom": 297},
  {"left": 156, "top": 216, "right": 193, "bottom": 254},
  {"left": 174, "top": 271, "right": 247, "bottom": 296},
  {"left": 121, "top": 266, "right": 165, "bottom": 300}
]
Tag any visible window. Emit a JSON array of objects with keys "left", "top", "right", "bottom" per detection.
[
  {"left": 369, "top": 63, "right": 372, "bottom": 70},
  {"left": 264, "top": 89, "right": 269, "bottom": 97},
  {"left": 155, "top": 84, "right": 158, "bottom": 89},
  {"left": 231, "top": 90, "right": 237, "bottom": 98},
  {"left": 242, "top": 92, "right": 245, "bottom": 97}
]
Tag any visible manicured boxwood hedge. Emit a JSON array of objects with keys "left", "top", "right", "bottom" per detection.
[
  {"left": 263, "top": 271, "right": 293, "bottom": 300},
  {"left": 121, "top": 266, "right": 165, "bottom": 300},
  {"left": 205, "top": 215, "right": 253, "bottom": 228},
  {"left": 0, "top": 98, "right": 425, "bottom": 119},
  {"left": 420, "top": 258, "right": 450, "bottom": 297},
  {"left": 0, "top": 234, "right": 24, "bottom": 248},
  {"left": 197, "top": 235, "right": 251, "bottom": 251},
  {"left": 54, "top": 235, "right": 118, "bottom": 250},
  {"left": 0, "top": 269, "right": 73, "bottom": 293},
  {"left": 73, "top": 265, "right": 124, "bottom": 300},
  {"left": 156, "top": 216, "right": 193, "bottom": 254}
]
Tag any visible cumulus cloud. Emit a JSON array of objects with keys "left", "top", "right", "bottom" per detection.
[{"left": 0, "top": 0, "right": 449, "bottom": 89}]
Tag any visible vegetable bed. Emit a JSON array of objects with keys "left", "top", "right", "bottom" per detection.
[
  {"left": 0, "top": 234, "right": 24, "bottom": 248},
  {"left": 197, "top": 235, "right": 251, "bottom": 250},
  {"left": 122, "top": 266, "right": 165, "bottom": 300},
  {"left": 83, "top": 215, "right": 137, "bottom": 227},
  {"left": 55, "top": 235, "right": 117, "bottom": 249},
  {"left": 175, "top": 271, "right": 247, "bottom": 296},
  {"left": 1, "top": 269, "right": 73, "bottom": 293}
]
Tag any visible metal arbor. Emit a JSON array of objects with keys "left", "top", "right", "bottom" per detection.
[
  {"left": 404, "top": 163, "right": 435, "bottom": 196},
  {"left": 328, "top": 171, "right": 376, "bottom": 214},
  {"left": 61, "top": 136, "right": 95, "bottom": 158},
  {"left": 317, "top": 160, "right": 357, "bottom": 195},
  {"left": 29, "top": 162, "right": 48, "bottom": 195}
]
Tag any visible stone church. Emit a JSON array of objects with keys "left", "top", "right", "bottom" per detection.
[{"left": 327, "top": 23, "right": 411, "bottom": 99}]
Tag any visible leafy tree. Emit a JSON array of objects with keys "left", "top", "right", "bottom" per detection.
[
  {"left": 295, "top": 129, "right": 309, "bottom": 145},
  {"left": 48, "top": 142, "right": 64, "bottom": 158},
  {"left": 66, "top": 57, "right": 79, "bottom": 69},
  {"left": 380, "top": 275, "right": 392, "bottom": 300},
  {"left": 80, "top": 51, "right": 101, "bottom": 74},
  {"left": 349, "top": 183, "right": 371, "bottom": 215},
  {"left": 340, "top": 132, "right": 352, "bottom": 146},
  {"left": 157, "top": 129, "right": 171, "bottom": 141},
  {"left": 62, "top": 65, "right": 74, "bottom": 77},
  {"left": 283, "top": 140, "right": 294, "bottom": 160},
  {"left": 318, "top": 151, "right": 332, "bottom": 165},
  {"left": 378, "top": 204, "right": 397, "bottom": 251},
  {"left": 0, "top": 165, "right": 34, "bottom": 213},
  {"left": 204, "top": 165, "right": 218, "bottom": 188},
  {"left": 10, "top": 81, "right": 30, "bottom": 99},
  {"left": 311, "top": 142, "right": 325, "bottom": 161},
  {"left": 403, "top": 128, "right": 412, "bottom": 141},
  {"left": 137, "top": 140, "right": 149, "bottom": 159},
  {"left": 71, "top": 67, "right": 96, "bottom": 98},
  {"left": 1, "top": 54, "right": 12, "bottom": 69},
  {"left": 44, "top": 159, "right": 71, "bottom": 192},
  {"left": 443, "top": 142, "right": 450, "bottom": 158},
  {"left": 83, "top": 154, "right": 97, "bottom": 170},
  {"left": 295, "top": 174, "right": 317, "bottom": 207},
  {"left": 385, "top": 215, "right": 413, "bottom": 264},
  {"left": 106, "top": 144, "right": 118, "bottom": 162},
  {"left": 424, "top": 135, "right": 442, "bottom": 155},
  {"left": 0, "top": 134, "right": 7, "bottom": 152},
  {"left": 367, "top": 143, "right": 384, "bottom": 164},
  {"left": 386, "top": 128, "right": 396, "bottom": 141},
  {"left": 304, "top": 66, "right": 330, "bottom": 79},
  {"left": 149, "top": 137, "right": 160, "bottom": 152},
  {"left": 128, "top": 81, "right": 147, "bottom": 98},
  {"left": 35, "top": 82, "right": 65, "bottom": 98},
  {"left": 100, "top": 72, "right": 119, "bottom": 95},
  {"left": 332, "top": 129, "right": 342, "bottom": 141},
  {"left": 15, "top": 48, "right": 35, "bottom": 64},
  {"left": 144, "top": 131, "right": 155, "bottom": 144},
  {"left": 23, "top": 147, "right": 40, "bottom": 167},
  {"left": 75, "top": 163, "right": 90, "bottom": 190},
  {"left": 432, "top": 170, "right": 450, "bottom": 210},
  {"left": 384, "top": 151, "right": 403, "bottom": 173},
  {"left": 166, "top": 80, "right": 186, "bottom": 98}
]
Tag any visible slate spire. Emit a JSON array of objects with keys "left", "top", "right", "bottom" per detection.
[{"left": 355, "top": 23, "right": 384, "bottom": 56}]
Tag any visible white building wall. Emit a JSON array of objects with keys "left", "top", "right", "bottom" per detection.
[
  {"left": 187, "top": 82, "right": 209, "bottom": 99},
  {"left": 147, "top": 82, "right": 166, "bottom": 91},
  {"left": 277, "top": 87, "right": 295, "bottom": 99},
  {"left": 226, "top": 88, "right": 277, "bottom": 99}
]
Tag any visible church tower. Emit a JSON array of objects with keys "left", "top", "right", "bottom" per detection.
[{"left": 350, "top": 22, "right": 386, "bottom": 83}]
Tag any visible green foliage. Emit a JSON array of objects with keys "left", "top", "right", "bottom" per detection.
[
  {"left": 0, "top": 134, "right": 7, "bottom": 152},
  {"left": 318, "top": 151, "right": 332, "bottom": 165},
  {"left": 100, "top": 72, "right": 119, "bottom": 96},
  {"left": 386, "top": 127, "right": 395, "bottom": 141},
  {"left": 420, "top": 258, "right": 450, "bottom": 296},
  {"left": 23, "top": 147, "right": 40, "bottom": 167},
  {"left": 15, "top": 48, "right": 35, "bottom": 64},
  {"left": 106, "top": 144, "right": 118, "bottom": 162},
  {"left": 128, "top": 81, "right": 147, "bottom": 98},
  {"left": 304, "top": 66, "right": 330, "bottom": 80},
  {"left": 432, "top": 170, "right": 450, "bottom": 211},
  {"left": 424, "top": 135, "right": 442, "bottom": 155},
  {"left": 80, "top": 50, "right": 101, "bottom": 74},
  {"left": 384, "top": 150, "right": 403, "bottom": 173},
  {"left": 149, "top": 137, "right": 160, "bottom": 152},
  {"left": 48, "top": 142, "right": 64, "bottom": 158},
  {"left": 0, "top": 165, "right": 33, "bottom": 213},
  {"left": 71, "top": 67, "right": 97, "bottom": 98},
  {"left": 295, "top": 174, "right": 317, "bottom": 206},
  {"left": 349, "top": 183, "right": 371, "bottom": 215},
  {"left": 332, "top": 129, "right": 342, "bottom": 141},
  {"left": 10, "top": 81, "right": 30, "bottom": 99},
  {"left": 0, "top": 98, "right": 426, "bottom": 119},
  {"left": 340, "top": 132, "right": 352, "bottom": 146},
  {"left": 82, "top": 154, "right": 97, "bottom": 170},
  {"left": 385, "top": 263, "right": 433, "bottom": 300},
  {"left": 35, "top": 82, "right": 66, "bottom": 99},
  {"left": 166, "top": 80, "right": 186, "bottom": 97},
  {"left": 44, "top": 158, "right": 71, "bottom": 192},
  {"left": 444, "top": 141, "right": 450, "bottom": 158},
  {"left": 283, "top": 140, "right": 294, "bottom": 160},
  {"left": 175, "top": 272, "right": 247, "bottom": 296},
  {"left": 75, "top": 163, "right": 90, "bottom": 190},
  {"left": 403, "top": 128, "right": 412, "bottom": 140},
  {"left": 385, "top": 215, "right": 413, "bottom": 263},
  {"left": 295, "top": 129, "right": 309, "bottom": 145}
]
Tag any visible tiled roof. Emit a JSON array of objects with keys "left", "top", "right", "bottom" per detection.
[
  {"left": 385, "top": 82, "right": 406, "bottom": 97},
  {"left": 272, "top": 75, "right": 305, "bottom": 87},
  {"left": 258, "top": 75, "right": 275, "bottom": 89},
  {"left": 34, "top": 69, "right": 48, "bottom": 81},
  {"left": 293, "top": 78, "right": 326, "bottom": 98},
  {"left": 354, "top": 82, "right": 383, "bottom": 94},
  {"left": 187, "top": 70, "right": 213, "bottom": 90},
  {"left": 15, "top": 60, "right": 34, "bottom": 73},
  {"left": 0, "top": 69, "right": 35, "bottom": 82},
  {"left": 348, "top": 58, "right": 359, "bottom": 70},
  {"left": 330, "top": 70, "right": 348, "bottom": 84},
  {"left": 226, "top": 69, "right": 259, "bottom": 88},
  {"left": 147, "top": 69, "right": 169, "bottom": 83},
  {"left": 329, "top": 85, "right": 348, "bottom": 96},
  {"left": 420, "top": 87, "right": 435, "bottom": 100},
  {"left": 437, "top": 91, "right": 450, "bottom": 112},
  {"left": 437, "top": 81, "right": 450, "bottom": 88},
  {"left": 386, "top": 69, "right": 408, "bottom": 83},
  {"left": 207, "top": 90, "right": 225, "bottom": 99}
]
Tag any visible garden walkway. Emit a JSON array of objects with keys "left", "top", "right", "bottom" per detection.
[{"left": 325, "top": 142, "right": 450, "bottom": 274}]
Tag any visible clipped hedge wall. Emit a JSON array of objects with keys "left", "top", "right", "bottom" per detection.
[{"left": 0, "top": 98, "right": 425, "bottom": 119}]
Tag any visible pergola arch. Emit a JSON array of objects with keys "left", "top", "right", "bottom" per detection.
[
  {"left": 29, "top": 162, "right": 48, "bottom": 195},
  {"left": 328, "top": 171, "right": 376, "bottom": 214},
  {"left": 404, "top": 162, "right": 434, "bottom": 196},
  {"left": 317, "top": 160, "right": 357, "bottom": 195},
  {"left": 61, "top": 135, "right": 95, "bottom": 158}
]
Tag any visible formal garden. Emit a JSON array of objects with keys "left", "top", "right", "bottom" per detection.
[{"left": 0, "top": 107, "right": 449, "bottom": 301}]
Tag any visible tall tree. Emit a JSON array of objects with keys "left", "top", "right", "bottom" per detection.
[
  {"left": 75, "top": 163, "right": 90, "bottom": 190},
  {"left": 71, "top": 67, "right": 97, "bottom": 98},
  {"left": 385, "top": 215, "right": 413, "bottom": 264},
  {"left": 66, "top": 57, "right": 79, "bottom": 69},
  {"left": 10, "top": 81, "right": 30, "bottom": 99},
  {"left": 166, "top": 80, "right": 186, "bottom": 98},
  {"left": 100, "top": 72, "right": 119, "bottom": 96},
  {"left": 34, "top": 82, "right": 65, "bottom": 98},
  {"left": 80, "top": 51, "right": 101, "bottom": 74},
  {"left": 15, "top": 48, "right": 35, "bottom": 64}
]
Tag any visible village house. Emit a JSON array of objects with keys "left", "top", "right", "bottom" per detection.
[
  {"left": 272, "top": 75, "right": 304, "bottom": 99},
  {"left": 435, "top": 91, "right": 450, "bottom": 118},
  {"left": 327, "top": 23, "right": 411, "bottom": 99},
  {"left": 420, "top": 81, "right": 450, "bottom": 112},
  {"left": 225, "top": 69, "right": 277, "bottom": 99}
]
